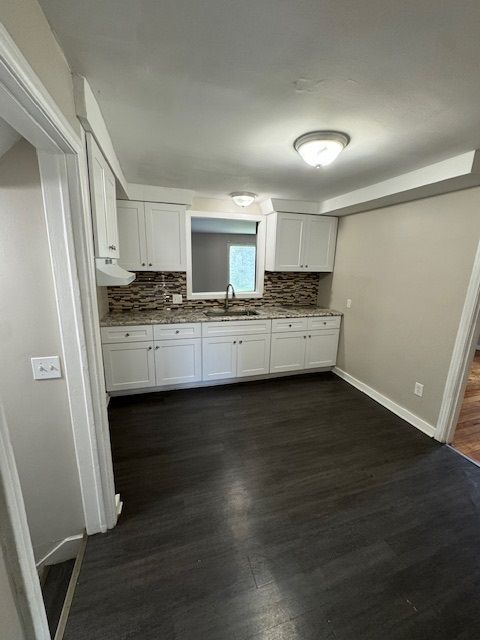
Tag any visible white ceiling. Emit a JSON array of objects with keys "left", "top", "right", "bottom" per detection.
[{"left": 39, "top": 0, "right": 480, "bottom": 200}]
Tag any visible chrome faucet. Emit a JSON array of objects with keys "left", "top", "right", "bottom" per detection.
[{"left": 224, "top": 283, "right": 236, "bottom": 311}]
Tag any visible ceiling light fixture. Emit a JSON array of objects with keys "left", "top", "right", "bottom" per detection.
[
  {"left": 294, "top": 131, "right": 350, "bottom": 168},
  {"left": 230, "top": 191, "right": 256, "bottom": 207}
]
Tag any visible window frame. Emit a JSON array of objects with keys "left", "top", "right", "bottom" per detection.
[{"left": 186, "top": 210, "right": 266, "bottom": 300}]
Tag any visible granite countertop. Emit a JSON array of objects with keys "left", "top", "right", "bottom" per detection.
[{"left": 100, "top": 305, "right": 342, "bottom": 327}]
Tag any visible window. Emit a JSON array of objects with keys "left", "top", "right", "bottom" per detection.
[{"left": 228, "top": 244, "right": 256, "bottom": 292}]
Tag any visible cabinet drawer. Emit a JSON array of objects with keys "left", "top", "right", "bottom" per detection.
[
  {"left": 271, "top": 317, "right": 308, "bottom": 333},
  {"left": 101, "top": 325, "right": 153, "bottom": 344},
  {"left": 307, "top": 316, "right": 341, "bottom": 330},
  {"left": 153, "top": 323, "right": 201, "bottom": 340},
  {"left": 202, "top": 319, "right": 272, "bottom": 337}
]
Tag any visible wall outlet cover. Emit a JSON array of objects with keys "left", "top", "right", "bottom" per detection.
[
  {"left": 346, "top": 299, "right": 352, "bottom": 308},
  {"left": 172, "top": 294, "right": 182, "bottom": 304},
  {"left": 414, "top": 382, "right": 424, "bottom": 397},
  {"left": 31, "top": 356, "right": 62, "bottom": 380}
]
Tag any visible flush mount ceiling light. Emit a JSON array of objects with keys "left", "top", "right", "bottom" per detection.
[
  {"left": 294, "top": 131, "right": 350, "bottom": 168},
  {"left": 230, "top": 191, "right": 257, "bottom": 207}
]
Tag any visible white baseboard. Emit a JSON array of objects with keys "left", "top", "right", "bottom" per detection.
[
  {"left": 35, "top": 533, "right": 84, "bottom": 572},
  {"left": 333, "top": 367, "right": 436, "bottom": 438}
]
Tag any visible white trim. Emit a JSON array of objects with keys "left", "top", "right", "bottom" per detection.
[
  {"left": 333, "top": 367, "right": 436, "bottom": 437},
  {"left": 35, "top": 534, "right": 84, "bottom": 572},
  {"left": 320, "top": 151, "right": 480, "bottom": 217},
  {"left": 186, "top": 210, "right": 266, "bottom": 300},
  {"left": 0, "top": 405, "right": 51, "bottom": 639},
  {"left": 436, "top": 238, "right": 480, "bottom": 443},
  {"left": 126, "top": 183, "right": 194, "bottom": 206},
  {"left": 0, "top": 18, "right": 117, "bottom": 639}
]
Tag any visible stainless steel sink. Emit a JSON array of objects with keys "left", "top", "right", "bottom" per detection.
[{"left": 204, "top": 309, "right": 259, "bottom": 318}]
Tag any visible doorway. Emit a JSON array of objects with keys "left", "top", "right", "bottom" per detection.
[{"left": 451, "top": 349, "right": 480, "bottom": 463}]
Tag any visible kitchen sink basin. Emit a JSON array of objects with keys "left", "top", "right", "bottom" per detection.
[{"left": 204, "top": 309, "right": 259, "bottom": 317}]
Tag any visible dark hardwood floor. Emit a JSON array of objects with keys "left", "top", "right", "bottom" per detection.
[
  {"left": 42, "top": 559, "right": 75, "bottom": 636},
  {"left": 64, "top": 373, "right": 480, "bottom": 640}
]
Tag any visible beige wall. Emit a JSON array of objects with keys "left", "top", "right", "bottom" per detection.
[
  {"left": 318, "top": 187, "right": 480, "bottom": 427},
  {"left": 0, "top": 0, "right": 79, "bottom": 133},
  {"left": 0, "top": 545, "right": 25, "bottom": 640},
  {"left": 0, "top": 139, "right": 84, "bottom": 561}
]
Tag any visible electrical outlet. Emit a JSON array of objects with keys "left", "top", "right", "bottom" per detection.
[
  {"left": 414, "top": 382, "right": 424, "bottom": 397},
  {"left": 346, "top": 299, "right": 352, "bottom": 308},
  {"left": 31, "top": 356, "right": 62, "bottom": 380},
  {"left": 172, "top": 293, "right": 182, "bottom": 304}
]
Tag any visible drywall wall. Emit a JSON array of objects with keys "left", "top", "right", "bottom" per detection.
[
  {"left": 192, "top": 232, "right": 256, "bottom": 292},
  {"left": 0, "top": 139, "right": 84, "bottom": 562},
  {"left": 0, "top": 0, "right": 79, "bottom": 133},
  {"left": 318, "top": 187, "right": 480, "bottom": 428},
  {"left": 0, "top": 545, "right": 25, "bottom": 640}
]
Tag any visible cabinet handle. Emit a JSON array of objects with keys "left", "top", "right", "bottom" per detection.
[
  {"left": 148, "top": 346, "right": 152, "bottom": 350},
  {"left": 125, "top": 333, "right": 130, "bottom": 337},
  {"left": 109, "top": 244, "right": 116, "bottom": 250}
]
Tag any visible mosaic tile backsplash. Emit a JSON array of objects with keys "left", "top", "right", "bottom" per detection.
[{"left": 107, "top": 271, "right": 320, "bottom": 312}]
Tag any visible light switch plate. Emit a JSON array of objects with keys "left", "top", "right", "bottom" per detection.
[
  {"left": 31, "top": 356, "right": 62, "bottom": 380},
  {"left": 172, "top": 294, "right": 182, "bottom": 304},
  {"left": 414, "top": 382, "right": 424, "bottom": 397}
]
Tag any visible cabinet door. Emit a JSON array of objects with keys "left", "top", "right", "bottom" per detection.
[
  {"left": 86, "top": 134, "right": 119, "bottom": 258},
  {"left": 303, "top": 216, "right": 337, "bottom": 272},
  {"left": 237, "top": 334, "right": 271, "bottom": 377},
  {"left": 305, "top": 330, "right": 339, "bottom": 368},
  {"left": 155, "top": 338, "right": 202, "bottom": 385},
  {"left": 274, "top": 213, "right": 306, "bottom": 270},
  {"left": 145, "top": 203, "right": 186, "bottom": 271},
  {"left": 202, "top": 336, "right": 237, "bottom": 381},
  {"left": 117, "top": 201, "right": 147, "bottom": 270},
  {"left": 269, "top": 332, "right": 307, "bottom": 373},
  {"left": 102, "top": 341, "right": 155, "bottom": 391}
]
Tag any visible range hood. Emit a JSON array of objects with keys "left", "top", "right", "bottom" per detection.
[{"left": 95, "top": 258, "right": 136, "bottom": 286}]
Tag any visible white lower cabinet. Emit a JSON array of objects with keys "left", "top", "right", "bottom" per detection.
[
  {"left": 203, "top": 334, "right": 271, "bottom": 381},
  {"left": 305, "top": 330, "right": 339, "bottom": 368},
  {"left": 154, "top": 338, "right": 202, "bottom": 385},
  {"left": 102, "top": 317, "right": 340, "bottom": 392},
  {"left": 102, "top": 341, "right": 155, "bottom": 391},
  {"left": 270, "top": 332, "right": 307, "bottom": 373},
  {"left": 202, "top": 336, "right": 238, "bottom": 380},
  {"left": 237, "top": 334, "right": 271, "bottom": 377}
]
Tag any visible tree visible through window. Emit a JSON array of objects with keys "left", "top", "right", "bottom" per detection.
[{"left": 229, "top": 245, "right": 256, "bottom": 292}]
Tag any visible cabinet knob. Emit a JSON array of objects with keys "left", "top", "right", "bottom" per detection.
[
  {"left": 142, "top": 262, "right": 146, "bottom": 266},
  {"left": 303, "top": 335, "right": 307, "bottom": 339},
  {"left": 155, "top": 345, "right": 159, "bottom": 350},
  {"left": 125, "top": 333, "right": 130, "bottom": 337},
  {"left": 288, "top": 324, "right": 292, "bottom": 327},
  {"left": 109, "top": 244, "right": 116, "bottom": 250},
  {"left": 239, "top": 340, "right": 243, "bottom": 344},
  {"left": 300, "top": 264, "right": 304, "bottom": 268},
  {"left": 308, "top": 335, "right": 311, "bottom": 338},
  {"left": 148, "top": 346, "right": 152, "bottom": 350},
  {"left": 233, "top": 341, "right": 237, "bottom": 344},
  {"left": 305, "top": 264, "right": 308, "bottom": 268},
  {"left": 149, "top": 263, "right": 152, "bottom": 266},
  {"left": 175, "top": 330, "right": 180, "bottom": 334},
  {"left": 323, "top": 322, "right": 327, "bottom": 325}
]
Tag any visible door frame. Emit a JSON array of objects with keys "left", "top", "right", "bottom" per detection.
[
  {"left": 0, "top": 22, "right": 116, "bottom": 638},
  {"left": 436, "top": 238, "right": 480, "bottom": 442}
]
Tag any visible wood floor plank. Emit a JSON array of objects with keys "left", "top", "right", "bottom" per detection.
[{"left": 63, "top": 373, "right": 480, "bottom": 640}]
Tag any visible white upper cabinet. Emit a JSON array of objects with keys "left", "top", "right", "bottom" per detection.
[
  {"left": 145, "top": 203, "right": 186, "bottom": 271},
  {"left": 117, "top": 201, "right": 147, "bottom": 270},
  {"left": 117, "top": 200, "right": 186, "bottom": 271},
  {"left": 86, "top": 133, "right": 119, "bottom": 259},
  {"left": 265, "top": 212, "right": 337, "bottom": 272}
]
